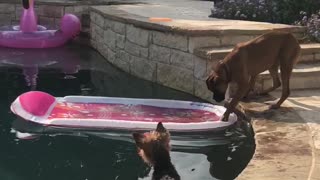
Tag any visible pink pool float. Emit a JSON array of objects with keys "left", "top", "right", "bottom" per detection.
[
  {"left": 10, "top": 91, "right": 237, "bottom": 134},
  {"left": 0, "top": 0, "right": 81, "bottom": 48}
]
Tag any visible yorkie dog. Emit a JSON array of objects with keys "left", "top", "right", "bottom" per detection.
[{"left": 132, "top": 122, "right": 180, "bottom": 180}]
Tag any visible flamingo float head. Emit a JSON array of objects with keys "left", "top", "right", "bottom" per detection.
[
  {"left": 22, "top": 0, "right": 34, "bottom": 9},
  {"left": 60, "top": 14, "right": 81, "bottom": 38},
  {"left": 20, "top": 0, "right": 37, "bottom": 32}
]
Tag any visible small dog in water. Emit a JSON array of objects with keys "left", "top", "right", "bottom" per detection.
[{"left": 132, "top": 122, "right": 180, "bottom": 180}]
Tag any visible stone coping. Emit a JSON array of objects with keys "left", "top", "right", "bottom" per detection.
[
  {"left": 90, "top": 4, "right": 306, "bottom": 36},
  {"left": 262, "top": 62, "right": 320, "bottom": 74},
  {"left": 195, "top": 43, "right": 320, "bottom": 62}
]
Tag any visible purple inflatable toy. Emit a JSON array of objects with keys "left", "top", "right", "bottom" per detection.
[{"left": 0, "top": 0, "right": 81, "bottom": 48}]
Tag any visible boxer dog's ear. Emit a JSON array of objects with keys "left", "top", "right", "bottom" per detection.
[{"left": 206, "top": 60, "right": 229, "bottom": 102}]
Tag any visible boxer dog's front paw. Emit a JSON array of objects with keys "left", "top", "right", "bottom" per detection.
[
  {"left": 221, "top": 113, "right": 230, "bottom": 122},
  {"left": 265, "top": 100, "right": 280, "bottom": 109}
]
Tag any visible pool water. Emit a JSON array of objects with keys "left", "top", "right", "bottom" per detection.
[{"left": 0, "top": 44, "right": 255, "bottom": 180}]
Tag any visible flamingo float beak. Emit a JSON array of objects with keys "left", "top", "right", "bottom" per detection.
[{"left": 22, "top": 0, "right": 30, "bottom": 9}]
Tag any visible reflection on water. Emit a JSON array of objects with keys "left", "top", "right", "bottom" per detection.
[
  {"left": 0, "top": 46, "right": 83, "bottom": 90},
  {"left": 0, "top": 44, "right": 255, "bottom": 180}
]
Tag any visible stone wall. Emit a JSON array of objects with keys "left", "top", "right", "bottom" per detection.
[
  {"left": 0, "top": 3, "right": 15, "bottom": 25},
  {"left": 89, "top": 11, "right": 232, "bottom": 101},
  {"left": 88, "top": 51, "right": 205, "bottom": 102}
]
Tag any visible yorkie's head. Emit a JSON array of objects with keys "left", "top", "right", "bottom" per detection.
[{"left": 132, "top": 122, "right": 171, "bottom": 165}]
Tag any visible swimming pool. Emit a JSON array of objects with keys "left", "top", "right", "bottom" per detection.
[{"left": 0, "top": 44, "right": 255, "bottom": 180}]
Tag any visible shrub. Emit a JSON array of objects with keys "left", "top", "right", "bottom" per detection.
[
  {"left": 296, "top": 11, "right": 320, "bottom": 42},
  {"left": 210, "top": 0, "right": 320, "bottom": 24},
  {"left": 210, "top": 0, "right": 277, "bottom": 23},
  {"left": 276, "top": 0, "right": 320, "bottom": 24}
]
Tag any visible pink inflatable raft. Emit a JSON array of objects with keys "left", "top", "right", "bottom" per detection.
[
  {"left": 0, "top": 0, "right": 81, "bottom": 48},
  {"left": 10, "top": 92, "right": 237, "bottom": 135}
]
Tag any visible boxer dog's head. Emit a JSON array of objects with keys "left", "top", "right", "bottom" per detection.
[{"left": 206, "top": 61, "right": 230, "bottom": 102}]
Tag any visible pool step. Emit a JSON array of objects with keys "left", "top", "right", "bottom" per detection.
[
  {"left": 255, "top": 62, "right": 320, "bottom": 92},
  {"left": 194, "top": 43, "right": 320, "bottom": 64}
]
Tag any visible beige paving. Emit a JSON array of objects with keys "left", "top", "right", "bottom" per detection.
[
  {"left": 237, "top": 96, "right": 313, "bottom": 180},
  {"left": 237, "top": 90, "right": 320, "bottom": 180},
  {"left": 271, "top": 90, "right": 320, "bottom": 180},
  {"left": 91, "top": 4, "right": 305, "bottom": 36},
  {"left": 194, "top": 44, "right": 320, "bottom": 63}
]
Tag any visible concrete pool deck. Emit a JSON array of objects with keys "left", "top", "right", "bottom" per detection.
[
  {"left": 271, "top": 90, "right": 320, "bottom": 180},
  {"left": 90, "top": 3, "right": 304, "bottom": 36},
  {"left": 237, "top": 90, "right": 320, "bottom": 180}
]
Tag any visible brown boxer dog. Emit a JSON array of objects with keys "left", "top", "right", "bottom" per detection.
[{"left": 206, "top": 31, "right": 301, "bottom": 121}]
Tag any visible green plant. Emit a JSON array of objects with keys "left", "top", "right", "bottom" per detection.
[
  {"left": 296, "top": 11, "right": 320, "bottom": 42},
  {"left": 211, "top": 0, "right": 320, "bottom": 24}
]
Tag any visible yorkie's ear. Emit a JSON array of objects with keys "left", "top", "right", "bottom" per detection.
[
  {"left": 132, "top": 132, "right": 144, "bottom": 147},
  {"left": 156, "top": 122, "right": 167, "bottom": 133}
]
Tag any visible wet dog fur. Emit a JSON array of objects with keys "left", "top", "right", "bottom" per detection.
[{"left": 132, "top": 122, "right": 180, "bottom": 180}]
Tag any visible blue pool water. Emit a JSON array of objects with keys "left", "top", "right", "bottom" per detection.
[{"left": 0, "top": 44, "right": 255, "bottom": 180}]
